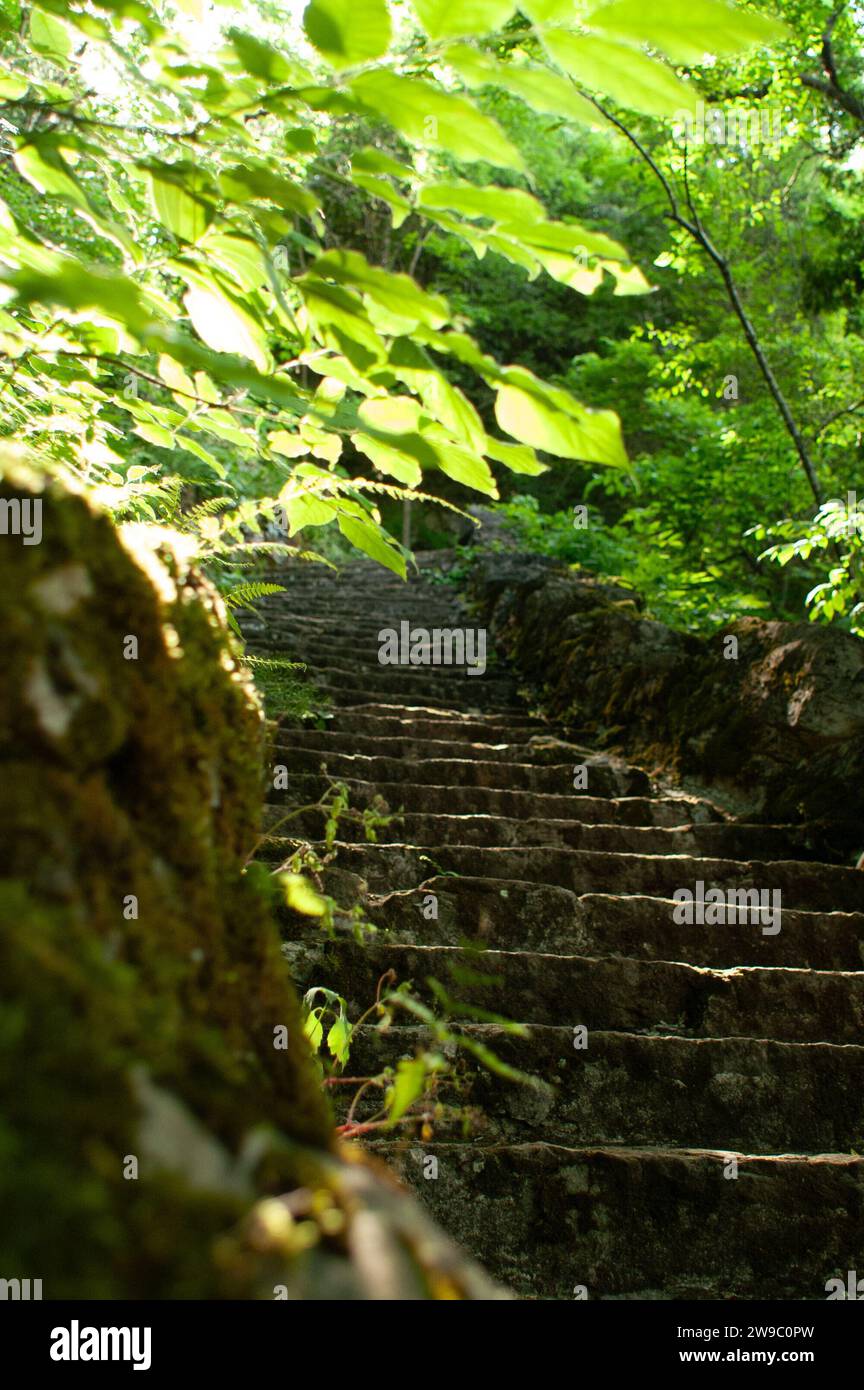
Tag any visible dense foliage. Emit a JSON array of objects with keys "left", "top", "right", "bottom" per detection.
[{"left": 0, "top": 0, "right": 861, "bottom": 633}]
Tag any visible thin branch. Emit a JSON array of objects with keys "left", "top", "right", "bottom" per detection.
[
  {"left": 582, "top": 92, "right": 823, "bottom": 504},
  {"left": 813, "top": 394, "right": 864, "bottom": 441},
  {"left": 802, "top": 6, "right": 864, "bottom": 126}
]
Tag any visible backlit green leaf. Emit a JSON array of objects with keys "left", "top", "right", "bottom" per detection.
[
  {"left": 303, "top": 0, "right": 391, "bottom": 69},
  {"left": 338, "top": 513, "right": 406, "bottom": 577},
  {"left": 412, "top": 0, "right": 513, "bottom": 40},
  {"left": 586, "top": 0, "right": 790, "bottom": 64},
  {"left": 351, "top": 71, "right": 526, "bottom": 172},
  {"left": 542, "top": 29, "right": 698, "bottom": 116}
]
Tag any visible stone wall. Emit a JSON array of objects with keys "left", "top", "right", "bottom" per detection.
[{"left": 470, "top": 554, "right": 864, "bottom": 859}]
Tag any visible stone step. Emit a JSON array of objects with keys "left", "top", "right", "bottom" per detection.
[
  {"left": 284, "top": 706, "right": 547, "bottom": 740},
  {"left": 284, "top": 938, "right": 864, "bottom": 1042},
  {"left": 375, "top": 1142, "right": 864, "bottom": 1300},
  {"left": 337, "top": 1024, "right": 864, "bottom": 1154},
  {"left": 247, "top": 605, "right": 469, "bottom": 628},
  {"left": 268, "top": 748, "right": 652, "bottom": 797},
  {"left": 259, "top": 556, "right": 864, "bottom": 1301},
  {"left": 323, "top": 685, "right": 521, "bottom": 714},
  {"left": 275, "top": 839, "right": 864, "bottom": 914},
  {"left": 249, "top": 653, "right": 516, "bottom": 695},
  {"left": 346, "top": 875, "right": 864, "bottom": 971},
  {"left": 287, "top": 805, "right": 814, "bottom": 862},
  {"left": 264, "top": 772, "right": 685, "bottom": 822},
  {"left": 277, "top": 726, "right": 639, "bottom": 768},
  {"left": 261, "top": 638, "right": 509, "bottom": 674}
]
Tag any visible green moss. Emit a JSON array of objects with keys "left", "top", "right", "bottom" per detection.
[{"left": 0, "top": 473, "right": 333, "bottom": 1297}]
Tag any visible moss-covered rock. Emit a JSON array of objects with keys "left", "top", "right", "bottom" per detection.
[{"left": 0, "top": 468, "right": 507, "bottom": 1299}]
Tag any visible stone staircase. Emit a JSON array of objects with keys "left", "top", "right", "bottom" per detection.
[{"left": 245, "top": 554, "right": 864, "bottom": 1301}]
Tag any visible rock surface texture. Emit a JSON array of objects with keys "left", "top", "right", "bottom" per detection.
[
  {"left": 0, "top": 473, "right": 505, "bottom": 1300},
  {"left": 252, "top": 553, "right": 864, "bottom": 1301}
]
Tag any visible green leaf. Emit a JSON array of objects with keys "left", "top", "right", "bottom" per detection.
[
  {"left": 389, "top": 341, "right": 487, "bottom": 452},
  {"left": 484, "top": 437, "right": 547, "bottom": 475},
  {"left": 520, "top": 0, "right": 579, "bottom": 20},
  {"left": 176, "top": 434, "right": 226, "bottom": 476},
  {"left": 303, "top": 1010, "right": 324, "bottom": 1050},
  {"left": 351, "top": 432, "right": 423, "bottom": 486},
  {"left": 418, "top": 181, "right": 545, "bottom": 224},
  {"left": 13, "top": 138, "right": 90, "bottom": 212},
  {"left": 309, "top": 250, "right": 449, "bottom": 330},
  {"left": 280, "top": 490, "right": 338, "bottom": 532},
  {"left": 299, "top": 277, "right": 387, "bottom": 367},
  {"left": 351, "top": 71, "right": 526, "bottom": 172},
  {"left": 542, "top": 29, "right": 698, "bottom": 116},
  {"left": 197, "top": 233, "right": 268, "bottom": 292},
  {"left": 421, "top": 426, "right": 499, "bottom": 496},
  {"left": 586, "top": 0, "right": 790, "bottom": 64},
  {"left": 337, "top": 513, "right": 407, "bottom": 577},
  {"left": 184, "top": 282, "right": 271, "bottom": 372},
  {"left": 326, "top": 1010, "right": 352, "bottom": 1067},
  {"left": 227, "top": 28, "right": 302, "bottom": 82},
  {"left": 350, "top": 172, "right": 412, "bottom": 228},
  {"left": 386, "top": 1055, "right": 429, "bottom": 1126},
  {"left": 146, "top": 167, "right": 213, "bottom": 243},
  {"left": 281, "top": 873, "right": 327, "bottom": 916},
  {"left": 446, "top": 44, "right": 600, "bottom": 126},
  {"left": 218, "top": 165, "right": 321, "bottom": 223},
  {"left": 29, "top": 8, "right": 72, "bottom": 63},
  {"left": 303, "top": 0, "right": 392, "bottom": 69},
  {"left": 412, "top": 0, "right": 514, "bottom": 39},
  {"left": 133, "top": 421, "right": 174, "bottom": 449},
  {"left": 351, "top": 147, "right": 413, "bottom": 178},
  {"left": 495, "top": 368, "right": 628, "bottom": 467},
  {"left": 358, "top": 395, "right": 424, "bottom": 434}
]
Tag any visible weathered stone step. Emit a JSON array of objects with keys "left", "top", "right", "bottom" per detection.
[
  {"left": 338, "top": 1024, "right": 864, "bottom": 1154},
  {"left": 266, "top": 771, "right": 684, "bottom": 823},
  {"left": 290, "top": 805, "right": 814, "bottom": 862},
  {"left": 289, "top": 705, "right": 546, "bottom": 739},
  {"left": 277, "top": 839, "right": 864, "bottom": 913},
  {"left": 278, "top": 726, "right": 622, "bottom": 766},
  {"left": 269, "top": 748, "right": 652, "bottom": 797},
  {"left": 262, "top": 639, "right": 508, "bottom": 675},
  {"left": 248, "top": 603, "right": 469, "bottom": 627},
  {"left": 321, "top": 684, "right": 521, "bottom": 714},
  {"left": 375, "top": 1142, "right": 864, "bottom": 1299},
  {"left": 285, "top": 938, "right": 864, "bottom": 1042},
  {"left": 298, "top": 660, "right": 515, "bottom": 692},
  {"left": 349, "top": 876, "right": 864, "bottom": 971},
  {"left": 249, "top": 654, "right": 516, "bottom": 697}
]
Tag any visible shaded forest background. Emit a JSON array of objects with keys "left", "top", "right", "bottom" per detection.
[{"left": 1, "top": 0, "right": 863, "bottom": 638}]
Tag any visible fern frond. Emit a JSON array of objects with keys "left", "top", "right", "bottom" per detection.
[
  {"left": 283, "top": 476, "right": 477, "bottom": 523},
  {"left": 184, "top": 495, "right": 237, "bottom": 523},
  {"left": 224, "top": 582, "right": 286, "bottom": 609},
  {"left": 245, "top": 655, "right": 308, "bottom": 672}
]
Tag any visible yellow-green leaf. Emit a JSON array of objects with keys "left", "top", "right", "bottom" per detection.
[
  {"left": 351, "top": 71, "right": 526, "bottom": 172},
  {"left": 542, "top": 29, "right": 698, "bottom": 116},
  {"left": 412, "top": 0, "right": 513, "bottom": 40},
  {"left": 446, "top": 44, "right": 600, "bottom": 126},
  {"left": 184, "top": 284, "right": 271, "bottom": 372},
  {"left": 281, "top": 873, "right": 327, "bottom": 916},
  {"left": 586, "top": 0, "right": 790, "bottom": 65},
  {"left": 337, "top": 514, "right": 406, "bottom": 577},
  {"left": 303, "top": 0, "right": 392, "bottom": 69}
]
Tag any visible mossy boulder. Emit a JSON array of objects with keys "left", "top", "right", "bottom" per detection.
[{"left": 0, "top": 469, "right": 506, "bottom": 1299}]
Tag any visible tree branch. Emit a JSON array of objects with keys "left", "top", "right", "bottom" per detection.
[
  {"left": 582, "top": 94, "right": 824, "bottom": 504},
  {"left": 802, "top": 6, "right": 864, "bottom": 126}
]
